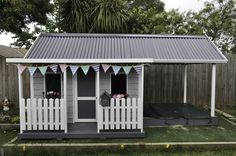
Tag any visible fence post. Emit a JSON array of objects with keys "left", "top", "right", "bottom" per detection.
[
  {"left": 96, "top": 70, "right": 101, "bottom": 133},
  {"left": 26, "top": 98, "right": 32, "bottom": 130},
  {"left": 38, "top": 98, "right": 43, "bottom": 130},
  {"left": 20, "top": 98, "right": 26, "bottom": 131},
  {"left": 55, "top": 98, "right": 59, "bottom": 130}
]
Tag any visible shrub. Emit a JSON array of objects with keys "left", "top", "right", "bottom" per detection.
[{"left": 11, "top": 116, "right": 20, "bottom": 124}]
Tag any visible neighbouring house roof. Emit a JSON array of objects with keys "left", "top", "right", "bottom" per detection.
[
  {"left": 7, "top": 33, "right": 227, "bottom": 64},
  {"left": 0, "top": 45, "right": 26, "bottom": 58}
]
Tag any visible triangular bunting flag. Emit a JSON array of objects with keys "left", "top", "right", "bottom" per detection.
[
  {"left": 102, "top": 64, "right": 110, "bottom": 73},
  {"left": 91, "top": 64, "right": 100, "bottom": 72},
  {"left": 50, "top": 64, "right": 58, "bottom": 73},
  {"left": 112, "top": 66, "right": 121, "bottom": 75},
  {"left": 59, "top": 64, "right": 68, "bottom": 73},
  {"left": 17, "top": 64, "right": 26, "bottom": 74},
  {"left": 27, "top": 67, "right": 37, "bottom": 76},
  {"left": 122, "top": 66, "right": 132, "bottom": 75},
  {"left": 38, "top": 66, "right": 48, "bottom": 75},
  {"left": 81, "top": 65, "right": 90, "bottom": 75},
  {"left": 70, "top": 65, "right": 79, "bottom": 75},
  {"left": 133, "top": 65, "right": 142, "bottom": 74}
]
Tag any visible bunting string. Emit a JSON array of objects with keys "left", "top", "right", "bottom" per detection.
[
  {"left": 50, "top": 64, "right": 58, "bottom": 73},
  {"left": 70, "top": 65, "right": 79, "bottom": 75},
  {"left": 102, "top": 64, "right": 110, "bottom": 73},
  {"left": 38, "top": 66, "right": 48, "bottom": 75},
  {"left": 18, "top": 64, "right": 144, "bottom": 76},
  {"left": 17, "top": 64, "right": 26, "bottom": 74},
  {"left": 27, "top": 67, "right": 37, "bottom": 76}
]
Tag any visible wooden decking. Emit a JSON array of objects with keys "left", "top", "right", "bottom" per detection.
[{"left": 18, "top": 122, "right": 145, "bottom": 139}]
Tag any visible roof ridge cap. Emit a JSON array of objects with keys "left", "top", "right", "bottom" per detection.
[{"left": 40, "top": 33, "right": 206, "bottom": 39}]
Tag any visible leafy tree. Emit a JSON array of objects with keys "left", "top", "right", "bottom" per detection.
[
  {"left": 1, "top": 0, "right": 235, "bottom": 54},
  {"left": 185, "top": 0, "right": 236, "bottom": 54},
  {"left": 0, "top": 0, "right": 53, "bottom": 34},
  {"left": 128, "top": 0, "right": 164, "bottom": 13},
  {"left": 126, "top": 0, "right": 165, "bottom": 34},
  {"left": 127, "top": 8, "right": 185, "bottom": 34},
  {"left": 0, "top": 0, "right": 53, "bottom": 48}
]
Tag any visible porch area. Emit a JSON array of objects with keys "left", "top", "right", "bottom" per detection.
[
  {"left": 17, "top": 64, "right": 145, "bottom": 139},
  {"left": 17, "top": 97, "right": 145, "bottom": 139}
]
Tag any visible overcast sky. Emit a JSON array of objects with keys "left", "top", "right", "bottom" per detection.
[{"left": 0, "top": 0, "right": 211, "bottom": 47}]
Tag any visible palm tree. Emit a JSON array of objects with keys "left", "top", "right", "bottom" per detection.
[
  {"left": 90, "top": 0, "right": 128, "bottom": 33},
  {"left": 59, "top": 0, "right": 91, "bottom": 33}
]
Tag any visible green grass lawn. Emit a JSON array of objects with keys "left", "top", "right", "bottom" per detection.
[
  {"left": 3, "top": 146, "right": 236, "bottom": 156},
  {"left": 2, "top": 116, "right": 236, "bottom": 155},
  {"left": 0, "top": 129, "right": 17, "bottom": 146},
  {"left": 13, "top": 116, "right": 236, "bottom": 144},
  {"left": 219, "top": 106, "right": 236, "bottom": 117}
]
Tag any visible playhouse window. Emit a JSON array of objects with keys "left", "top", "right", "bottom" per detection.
[
  {"left": 111, "top": 74, "right": 127, "bottom": 96},
  {"left": 45, "top": 74, "right": 61, "bottom": 99}
]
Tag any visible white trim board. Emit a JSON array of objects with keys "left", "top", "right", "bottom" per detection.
[{"left": 6, "top": 58, "right": 227, "bottom": 64}]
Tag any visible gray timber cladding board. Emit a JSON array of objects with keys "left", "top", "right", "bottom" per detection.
[{"left": 99, "top": 70, "right": 139, "bottom": 97}]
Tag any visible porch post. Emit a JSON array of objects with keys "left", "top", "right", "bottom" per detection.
[
  {"left": 183, "top": 65, "right": 187, "bottom": 103},
  {"left": 63, "top": 69, "right": 68, "bottom": 133},
  {"left": 30, "top": 74, "right": 34, "bottom": 98},
  {"left": 96, "top": 69, "right": 100, "bottom": 133},
  {"left": 211, "top": 64, "right": 216, "bottom": 117},
  {"left": 139, "top": 64, "right": 144, "bottom": 132},
  {"left": 18, "top": 64, "right": 23, "bottom": 133}
]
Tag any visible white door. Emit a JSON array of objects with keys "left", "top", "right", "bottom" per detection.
[{"left": 74, "top": 69, "right": 96, "bottom": 122}]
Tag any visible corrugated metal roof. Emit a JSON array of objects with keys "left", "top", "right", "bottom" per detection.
[
  {"left": 24, "top": 33, "right": 227, "bottom": 63},
  {"left": 0, "top": 45, "right": 25, "bottom": 58}
]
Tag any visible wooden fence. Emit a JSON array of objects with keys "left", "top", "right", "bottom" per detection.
[
  {"left": 1, "top": 54, "right": 236, "bottom": 109},
  {"left": 0, "top": 57, "right": 30, "bottom": 104},
  {"left": 144, "top": 54, "right": 236, "bottom": 109},
  {"left": 98, "top": 98, "right": 143, "bottom": 131},
  {"left": 20, "top": 98, "right": 66, "bottom": 132}
]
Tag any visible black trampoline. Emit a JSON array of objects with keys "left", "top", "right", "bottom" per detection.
[{"left": 144, "top": 103, "right": 217, "bottom": 126}]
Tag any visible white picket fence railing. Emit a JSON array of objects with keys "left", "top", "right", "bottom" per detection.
[
  {"left": 98, "top": 98, "right": 143, "bottom": 131},
  {"left": 20, "top": 98, "right": 66, "bottom": 132}
]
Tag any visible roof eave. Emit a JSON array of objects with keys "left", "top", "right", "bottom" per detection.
[
  {"left": 153, "top": 59, "right": 228, "bottom": 64},
  {"left": 6, "top": 58, "right": 227, "bottom": 64}
]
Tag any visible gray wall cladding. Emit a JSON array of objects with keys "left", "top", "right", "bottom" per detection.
[
  {"left": 33, "top": 70, "right": 44, "bottom": 98},
  {"left": 33, "top": 68, "right": 139, "bottom": 123},
  {"left": 99, "top": 70, "right": 139, "bottom": 97},
  {"left": 33, "top": 69, "right": 73, "bottom": 123}
]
